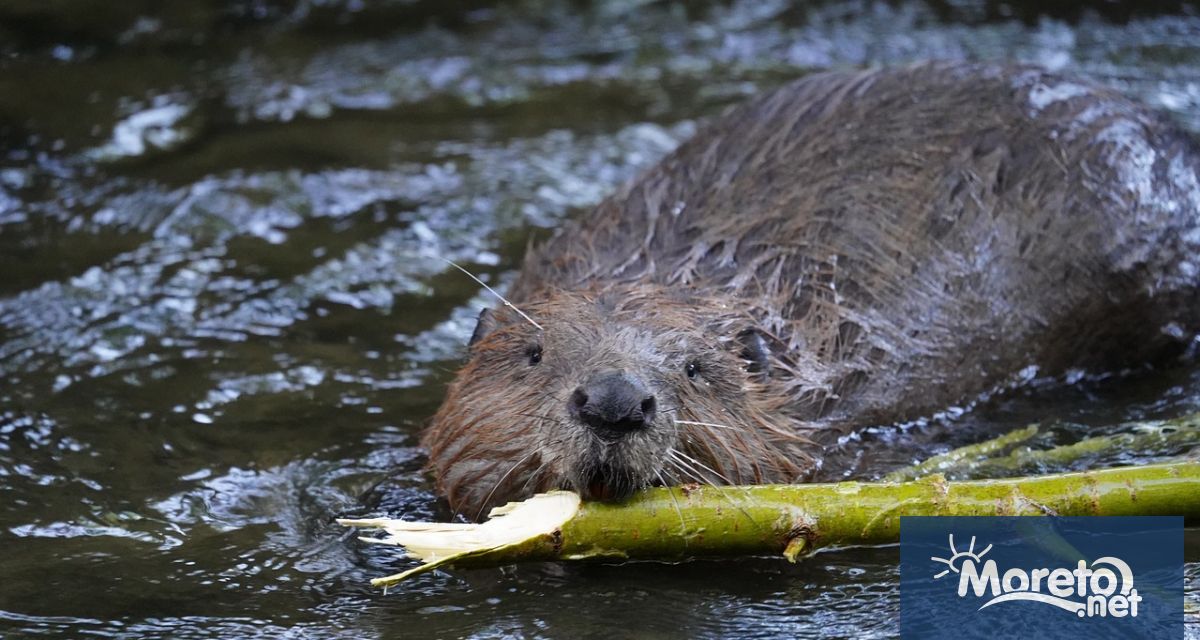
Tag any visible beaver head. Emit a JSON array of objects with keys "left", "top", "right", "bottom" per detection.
[{"left": 422, "top": 283, "right": 813, "bottom": 519}]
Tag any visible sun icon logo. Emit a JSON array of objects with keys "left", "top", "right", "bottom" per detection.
[{"left": 930, "top": 534, "right": 993, "bottom": 579}]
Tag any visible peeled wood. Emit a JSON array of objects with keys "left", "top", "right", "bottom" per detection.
[{"left": 341, "top": 462, "right": 1200, "bottom": 588}]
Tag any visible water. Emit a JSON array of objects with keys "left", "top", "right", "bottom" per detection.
[{"left": 1, "top": 1, "right": 1198, "bottom": 637}]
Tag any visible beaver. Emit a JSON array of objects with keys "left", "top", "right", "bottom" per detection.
[{"left": 423, "top": 62, "right": 1200, "bottom": 519}]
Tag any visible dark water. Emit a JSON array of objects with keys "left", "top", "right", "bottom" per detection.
[{"left": 1, "top": 1, "right": 1199, "bottom": 637}]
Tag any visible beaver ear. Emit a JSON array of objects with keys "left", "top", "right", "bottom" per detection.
[
  {"left": 737, "top": 328, "right": 772, "bottom": 380},
  {"left": 468, "top": 308, "right": 499, "bottom": 348}
]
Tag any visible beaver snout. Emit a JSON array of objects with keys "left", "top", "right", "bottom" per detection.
[{"left": 569, "top": 369, "right": 657, "bottom": 440}]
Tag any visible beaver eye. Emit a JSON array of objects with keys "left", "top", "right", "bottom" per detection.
[
  {"left": 527, "top": 345, "right": 543, "bottom": 366},
  {"left": 685, "top": 361, "right": 699, "bottom": 379}
]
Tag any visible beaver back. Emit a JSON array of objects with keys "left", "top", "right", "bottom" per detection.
[{"left": 511, "top": 63, "right": 1200, "bottom": 432}]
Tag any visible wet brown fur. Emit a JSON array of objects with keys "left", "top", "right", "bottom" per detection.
[{"left": 424, "top": 63, "right": 1200, "bottom": 519}]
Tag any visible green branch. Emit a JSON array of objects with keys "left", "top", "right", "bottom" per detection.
[
  {"left": 886, "top": 413, "right": 1200, "bottom": 481},
  {"left": 884, "top": 424, "right": 1040, "bottom": 481},
  {"left": 341, "top": 462, "right": 1200, "bottom": 589}
]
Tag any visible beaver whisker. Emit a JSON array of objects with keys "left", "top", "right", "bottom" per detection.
[
  {"left": 664, "top": 451, "right": 765, "bottom": 527},
  {"left": 513, "top": 412, "right": 571, "bottom": 429},
  {"left": 658, "top": 460, "right": 683, "bottom": 484},
  {"left": 675, "top": 419, "right": 742, "bottom": 432},
  {"left": 516, "top": 454, "right": 558, "bottom": 497},
  {"left": 666, "top": 449, "right": 727, "bottom": 485},
  {"left": 654, "top": 468, "right": 689, "bottom": 538},
  {"left": 663, "top": 456, "right": 697, "bottom": 484},
  {"left": 669, "top": 447, "right": 770, "bottom": 519},
  {"left": 663, "top": 456, "right": 708, "bottom": 488},
  {"left": 670, "top": 447, "right": 734, "bottom": 485},
  {"left": 442, "top": 257, "right": 543, "bottom": 331},
  {"left": 474, "top": 450, "right": 538, "bottom": 521}
]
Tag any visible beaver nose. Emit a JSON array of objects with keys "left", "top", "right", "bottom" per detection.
[{"left": 570, "top": 370, "right": 657, "bottom": 439}]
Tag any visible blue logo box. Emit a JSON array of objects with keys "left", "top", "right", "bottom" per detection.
[{"left": 900, "top": 516, "right": 1183, "bottom": 639}]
